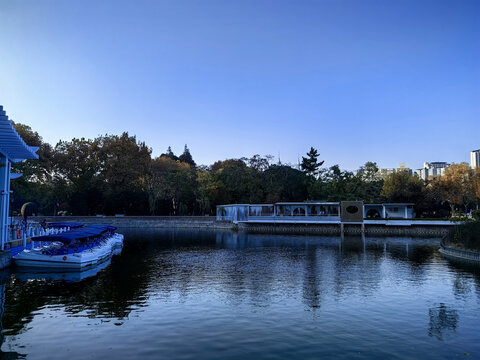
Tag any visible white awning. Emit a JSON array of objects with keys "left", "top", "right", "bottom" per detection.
[
  {"left": 10, "top": 172, "right": 23, "bottom": 179},
  {"left": 0, "top": 106, "right": 39, "bottom": 161}
]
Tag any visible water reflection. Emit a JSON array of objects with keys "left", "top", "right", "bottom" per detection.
[
  {"left": 2, "top": 231, "right": 448, "bottom": 327},
  {"left": 0, "top": 269, "right": 26, "bottom": 360},
  {"left": 1, "top": 229, "right": 479, "bottom": 360},
  {"left": 428, "top": 303, "right": 458, "bottom": 340},
  {"left": 2, "top": 252, "right": 150, "bottom": 336},
  {"left": 303, "top": 245, "right": 322, "bottom": 309},
  {"left": 15, "top": 257, "right": 113, "bottom": 283}
]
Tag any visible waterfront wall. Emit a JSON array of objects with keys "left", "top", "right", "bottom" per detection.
[
  {"left": 238, "top": 223, "right": 450, "bottom": 236},
  {"left": 30, "top": 216, "right": 234, "bottom": 230},
  {"left": 28, "top": 216, "right": 451, "bottom": 236}
]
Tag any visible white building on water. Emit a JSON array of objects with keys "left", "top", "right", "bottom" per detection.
[
  {"left": 471, "top": 150, "right": 480, "bottom": 169},
  {"left": 217, "top": 201, "right": 416, "bottom": 224}
]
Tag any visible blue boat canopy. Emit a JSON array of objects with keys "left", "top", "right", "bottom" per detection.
[
  {"left": 33, "top": 225, "right": 117, "bottom": 243},
  {"left": 47, "top": 222, "right": 84, "bottom": 229}
]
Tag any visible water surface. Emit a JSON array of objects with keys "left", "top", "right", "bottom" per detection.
[{"left": 1, "top": 229, "right": 479, "bottom": 359}]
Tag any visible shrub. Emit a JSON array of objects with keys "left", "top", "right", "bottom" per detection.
[
  {"left": 450, "top": 216, "right": 470, "bottom": 223},
  {"left": 472, "top": 210, "right": 480, "bottom": 221},
  {"left": 445, "top": 221, "right": 480, "bottom": 251}
]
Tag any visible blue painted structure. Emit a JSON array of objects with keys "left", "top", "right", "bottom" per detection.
[{"left": 0, "top": 105, "right": 38, "bottom": 250}]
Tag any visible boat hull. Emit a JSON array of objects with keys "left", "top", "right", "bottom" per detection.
[{"left": 14, "top": 234, "right": 124, "bottom": 269}]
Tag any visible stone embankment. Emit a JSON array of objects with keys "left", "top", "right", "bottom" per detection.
[
  {"left": 238, "top": 223, "right": 450, "bottom": 236},
  {"left": 28, "top": 216, "right": 452, "bottom": 236},
  {"left": 30, "top": 216, "right": 234, "bottom": 229}
]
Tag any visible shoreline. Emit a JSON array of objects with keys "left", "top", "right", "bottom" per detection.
[{"left": 28, "top": 216, "right": 451, "bottom": 236}]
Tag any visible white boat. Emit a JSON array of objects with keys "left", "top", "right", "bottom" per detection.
[{"left": 13, "top": 225, "right": 124, "bottom": 269}]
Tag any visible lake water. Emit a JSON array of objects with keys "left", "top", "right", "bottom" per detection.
[{"left": 1, "top": 228, "right": 479, "bottom": 359}]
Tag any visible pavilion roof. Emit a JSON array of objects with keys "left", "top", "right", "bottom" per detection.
[{"left": 0, "top": 106, "right": 39, "bottom": 162}]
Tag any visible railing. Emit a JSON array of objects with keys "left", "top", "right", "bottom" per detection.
[
  {"left": 243, "top": 215, "right": 341, "bottom": 222},
  {"left": 216, "top": 215, "right": 239, "bottom": 222},
  {"left": 439, "top": 244, "right": 480, "bottom": 263},
  {"left": 7, "top": 220, "right": 40, "bottom": 243},
  {"left": 6, "top": 220, "right": 72, "bottom": 244}
]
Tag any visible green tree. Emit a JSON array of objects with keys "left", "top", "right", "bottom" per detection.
[
  {"left": 11, "top": 122, "right": 53, "bottom": 183},
  {"left": 53, "top": 137, "right": 103, "bottom": 215},
  {"left": 10, "top": 122, "right": 55, "bottom": 215},
  {"left": 320, "top": 165, "right": 359, "bottom": 201},
  {"left": 357, "top": 162, "right": 379, "bottom": 182},
  {"left": 212, "top": 159, "right": 263, "bottom": 204},
  {"left": 381, "top": 171, "right": 424, "bottom": 204},
  {"left": 433, "top": 163, "right": 475, "bottom": 215},
  {"left": 263, "top": 165, "right": 308, "bottom": 203},
  {"left": 97, "top": 133, "right": 152, "bottom": 215},
  {"left": 301, "top": 147, "right": 324, "bottom": 177},
  {"left": 148, "top": 156, "right": 196, "bottom": 215},
  {"left": 178, "top": 144, "right": 196, "bottom": 167},
  {"left": 246, "top": 154, "right": 273, "bottom": 172},
  {"left": 354, "top": 162, "right": 384, "bottom": 203},
  {"left": 196, "top": 167, "right": 226, "bottom": 215},
  {"left": 161, "top": 146, "right": 179, "bottom": 161}
]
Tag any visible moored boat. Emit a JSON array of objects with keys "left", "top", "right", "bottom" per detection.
[{"left": 13, "top": 225, "right": 124, "bottom": 269}]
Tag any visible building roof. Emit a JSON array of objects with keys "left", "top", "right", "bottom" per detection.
[
  {"left": 218, "top": 204, "right": 251, "bottom": 207},
  {"left": 381, "top": 203, "right": 415, "bottom": 206},
  {"left": 0, "top": 106, "right": 39, "bottom": 162},
  {"left": 275, "top": 202, "right": 340, "bottom": 205},
  {"left": 219, "top": 202, "right": 415, "bottom": 207}
]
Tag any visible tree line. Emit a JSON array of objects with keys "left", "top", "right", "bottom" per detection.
[{"left": 10, "top": 124, "right": 480, "bottom": 217}]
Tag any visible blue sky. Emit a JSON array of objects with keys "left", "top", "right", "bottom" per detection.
[{"left": 1, "top": 0, "right": 479, "bottom": 170}]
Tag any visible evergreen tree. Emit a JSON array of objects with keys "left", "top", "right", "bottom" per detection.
[
  {"left": 179, "top": 144, "right": 196, "bottom": 167},
  {"left": 301, "top": 147, "right": 324, "bottom": 177},
  {"left": 162, "top": 146, "right": 179, "bottom": 161}
]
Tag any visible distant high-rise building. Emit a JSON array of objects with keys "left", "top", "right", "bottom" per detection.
[
  {"left": 415, "top": 162, "right": 450, "bottom": 180},
  {"left": 471, "top": 150, "right": 480, "bottom": 169},
  {"left": 379, "top": 168, "right": 396, "bottom": 178},
  {"left": 396, "top": 162, "right": 412, "bottom": 176},
  {"left": 414, "top": 168, "right": 425, "bottom": 179},
  {"left": 379, "top": 163, "right": 412, "bottom": 179}
]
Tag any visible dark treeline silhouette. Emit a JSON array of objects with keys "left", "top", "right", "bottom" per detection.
[{"left": 10, "top": 123, "right": 480, "bottom": 216}]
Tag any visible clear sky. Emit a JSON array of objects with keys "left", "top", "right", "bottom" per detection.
[{"left": 1, "top": 0, "right": 479, "bottom": 170}]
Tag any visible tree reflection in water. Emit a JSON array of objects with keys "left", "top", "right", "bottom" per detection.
[
  {"left": 2, "top": 230, "right": 445, "bottom": 334},
  {"left": 2, "top": 238, "right": 152, "bottom": 336},
  {"left": 2, "top": 228, "right": 480, "bottom": 358},
  {"left": 428, "top": 303, "right": 458, "bottom": 341},
  {"left": 0, "top": 270, "right": 26, "bottom": 360},
  {"left": 303, "top": 245, "right": 322, "bottom": 309}
]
